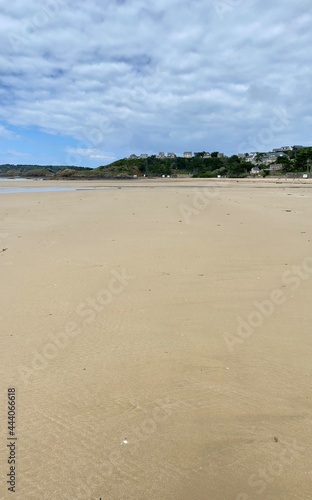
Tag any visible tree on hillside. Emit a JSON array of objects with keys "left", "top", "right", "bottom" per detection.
[
  {"left": 255, "top": 153, "right": 265, "bottom": 165},
  {"left": 27, "top": 168, "right": 52, "bottom": 177},
  {"left": 227, "top": 162, "right": 246, "bottom": 177},
  {"left": 276, "top": 156, "right": 292, "bottom": 173},
  {"left": 294, "top": 147, "right": 312, "bottom": 172},
  {"left": 227, "top": 155, "right": 240, "bottom": 165},
  {"left": 193, "top": 157, "right": 223, "bottom": 177}
]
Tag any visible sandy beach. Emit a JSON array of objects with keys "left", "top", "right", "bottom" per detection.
[{"left": 1, "top": 178, "right": 312, "bottom": 500}]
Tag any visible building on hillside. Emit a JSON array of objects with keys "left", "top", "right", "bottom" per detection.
[
  {"left": 183, "top": 152, "right": 192, "bottom": 158},
  {"left": 262, "top": 159, "right": 274, "bottom": 166},
  {"left": 293, "top": 145, "right": 304, "bottom": 150},
  {"left": 167, "top": 153, "right": 176, "bottom": 158},
  {"left": 245, "top": 153, "right": 257, "bottom": 163},
  {"left": 194, "top": 152, "right": 211, "bottom": 158},
  {"left": 139, "top": 154, "right": 148, "bottom": 159},
  {"left": 157, "top": 152, "right": 165, "bottom": 158},
  {"left": 250, "top": 167, "right": 260, "bottom": 175},
  {"left": 273, "top": 147, "right": 291, "bottom": 152},
  {"left": 128, "top": 154, "right": 138, "bottom": 160},
  {"left": 261, "top": 152, "right": 287, "bottom": 165},
  {"left": 217, "top": 153, "right": 224, "bottom": 158},
  {"left": 270, "top": 163, "right": 283, "bottom": 172},
  {"left": 268, "top": 152, "right": 287, "bottom": 158}
]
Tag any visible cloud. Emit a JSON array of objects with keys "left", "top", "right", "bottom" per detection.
[
  {"left": 0, "top": 125, "right": 18, "bottom": 140},
  {"left": 0, "top": 149, "right": 30, "bottom": 158},
  {"left": 7, "top": 150, "right": 31, "bottom": 157},
  {"left": 0, "top": 0, "right": 311, "bottom": 158},
  {"left": 65, "top": 147, "right": 116, "bottom": 160}
]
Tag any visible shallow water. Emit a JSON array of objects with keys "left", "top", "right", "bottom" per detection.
[
  {"left": 0, "top": 178, "right": 36, "bottom": 182},
  {"left": 0, "top": 184, "right": 310, "bottom": 194},
  {"left": 0, "top": 186, "right": 81, "bottom": 194},
  {"left": 0, "top": 185, "right": 223, "bottom": 194}
]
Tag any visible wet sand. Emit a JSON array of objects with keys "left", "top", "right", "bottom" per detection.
[{"left": 1, "top": 178, "right": 311, "bottom": 499}]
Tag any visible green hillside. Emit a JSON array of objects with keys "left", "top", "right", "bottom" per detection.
[{"left": 1, "top": 146, "right": 312, "bottom": 179}]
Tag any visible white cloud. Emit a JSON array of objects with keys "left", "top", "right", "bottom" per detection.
[
  {"left": 7, "top": 150, "right": 31, "bottom": 157},
  {"left": 8, "top": 149, "right": 31, "bottom": 157},
  {"left": 0, "top": 125, "right": 18, "bottom": 140},
  {"left": 0, "top": 0, "right": 312, "bottom": 156},
  {"left": 0, "top": 149, "right": 30, "bottom": 158},
  {"left": 65, "top": 147, "right": 116, "bottom": 160}
]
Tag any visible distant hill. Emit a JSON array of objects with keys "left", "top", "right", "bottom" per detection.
[
  {"left": 0, "top": 160, "right": 148, "bottom": 179},
  {"left": 0, "top": 156, "right": 251, "bottom": 178},
  {"left": 96, "top": 155, "right": 252, "bottom": 178},
  {"left": 0, "top": 164, "right": 93, "bottom": 177},
  {"left": 2, "top": 147, "right": 311, "bottom": 179}
]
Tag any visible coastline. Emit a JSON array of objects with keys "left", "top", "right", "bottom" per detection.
[{"left": 1, "top": 176, "right": 312, "bottom": 190}]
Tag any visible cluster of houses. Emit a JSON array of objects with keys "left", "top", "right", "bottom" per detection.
[
  {"left": 128, "top": 146, "right": 307, "bottom": 176},
  {"left": 240, "top": 145, "right": 306, "bottom": 174},
  {"left": 129, "top": 146, "right": 306, "bottom": 164},
  {"left": 128, "top": 151, "right": 225, "bottom": 160},
  {"left": 246, "top": 152, "right": 287, "bottom": 174}
]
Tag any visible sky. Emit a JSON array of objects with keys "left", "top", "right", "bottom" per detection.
[{"left": 0, "top": 0, "right": 311, "bottom": 167}]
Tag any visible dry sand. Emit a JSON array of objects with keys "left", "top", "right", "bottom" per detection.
[{"left": 1, "top": 178, "right": 312, "bottom": 499}]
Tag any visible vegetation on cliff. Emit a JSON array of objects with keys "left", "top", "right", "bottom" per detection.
[{"left": 1, "top": 146, "right": 311, "bottom": 179}]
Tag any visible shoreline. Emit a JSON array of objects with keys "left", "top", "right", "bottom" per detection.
[{"left": 1, "top": 176, "right": 312, "bottom": 190}]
